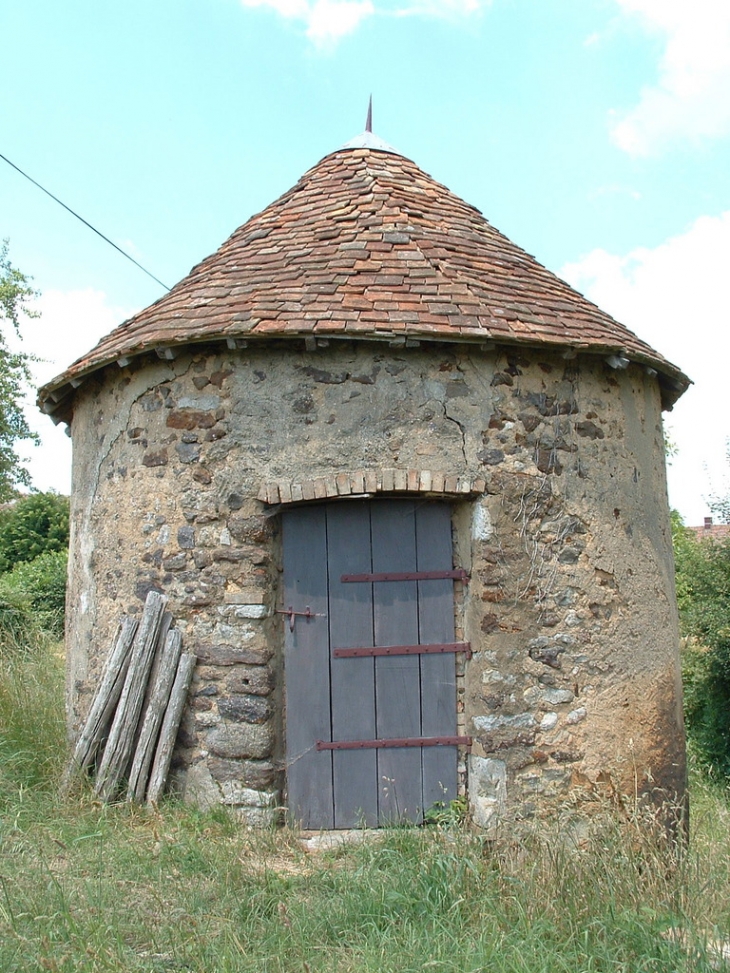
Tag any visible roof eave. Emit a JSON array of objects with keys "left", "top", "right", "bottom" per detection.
[{"left": 37, "top": 329, "right": 690, "bottom": 426}]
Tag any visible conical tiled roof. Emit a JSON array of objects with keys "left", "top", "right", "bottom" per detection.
[{"left": 39, "top": 142, "right": 689, "bottom": 419}]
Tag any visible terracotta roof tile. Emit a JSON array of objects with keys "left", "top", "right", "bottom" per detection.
[{"left": 39, "top": 145, "right": 689, "bottom": 414}]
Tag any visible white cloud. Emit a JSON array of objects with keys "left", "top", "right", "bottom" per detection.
[
  {"left": 243, "top": 0, "right": 309, "bottom": 17},
  {"left": 396, "top": 0, "right": 484, "bottom": 16},
  {"left": 561, "top": 211, "right": 730, "bottom": 524},
  {"left": 241, "top": 0, "right": 373, "bottom": 43},
  {"left": 240, "top": 0, "right": 488, "bottom": 45},
  {"left": 13, "top": 288, "right": 134, "bottom": 495},
  {"left": 306, "top": 0, "right": 374, "bottom": 43},
  {"left": 611, "top": 0, "right": 730, "bottom": 154},
  {"left": 27, "top": 288, "right": 131, "bottom": 387}
]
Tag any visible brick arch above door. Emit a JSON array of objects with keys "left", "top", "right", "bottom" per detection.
[{"left": 258, "top": 468, "right": 487, "bottom": 505}]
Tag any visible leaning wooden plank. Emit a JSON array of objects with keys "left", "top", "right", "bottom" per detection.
[
  {"left": 60, "top": 616, "right": 138, "bottom": 794},
  {"left": 138, "top": 612, "right": 173, "bottom": 727},
  {"left": 130, "top": 611, "right": 173, "bottom": 762},
  {"left": 146, "top": 653, "right": 196, "bottom": 805},
  {"left": 126, "top": 628, "right": 183, "bottom": 802},
  {"left": 94, "top": 591, "right": 168, "bottom": 801}
]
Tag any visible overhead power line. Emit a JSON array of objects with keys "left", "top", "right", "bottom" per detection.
[{"left": 0, "top": 150, "right": 171, "bottom": 291}]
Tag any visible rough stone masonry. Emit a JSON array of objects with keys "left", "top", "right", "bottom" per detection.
[{"left": 63, "top": 339, "right": 685, "bottom": 828}]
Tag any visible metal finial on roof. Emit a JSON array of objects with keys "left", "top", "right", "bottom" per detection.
[{"left": 339, "top": 96, "right": 402, "bottom": 155}]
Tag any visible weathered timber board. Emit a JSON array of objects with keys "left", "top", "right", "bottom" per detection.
[
  {"left": 283, "top": 505, "right": 333, "bottom": 828},
  {"left": 416, "top": 503, "right": 458, "bottom": 812},
  {"left": 327, "top": 502, "right": 378, "bottom": 828},
  {"left": 61, "top": 616, "right": 138, "bottom": 792},
  {"left": 372, "top": 501, "right": 423, "bottom": 823},
  {"left": 127, "top": 628, "right": 183, "bottom": 802},
  {"left": 95, "top": 591, "right": 167, "bottom": 801},
  {"left": 147, "top": 652, "right": 196, "bottom": 805}
]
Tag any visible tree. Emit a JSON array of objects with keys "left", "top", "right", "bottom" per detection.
[
  {"left": 0, "top": 240, "right": 39, "bottom": 501},
  {"left": 0, "top": 491, "right": 70, "bottom": 573}
]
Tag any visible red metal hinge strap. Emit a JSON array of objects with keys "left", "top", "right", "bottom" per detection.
[
  {"left": 341, "top": 569, "right": 468, "bottom": 583},
  {"left": 333, "top": 642, "right": 472, "bottom": 659},
  {"left": 316, "top": 735, "right": 472, "bottom": 751}
]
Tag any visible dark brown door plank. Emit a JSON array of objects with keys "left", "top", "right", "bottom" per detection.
[
  {"left": 416, "top": 503, "right": 459, "bottom": 814},
  {"left": 283, "top": 506, "right": 333, "bottom": 828},
  {"left": 327, "top": 503, "right": 378, "bottom": 828},
  {"left": 372, "top": 501, "right": 423, "bottom": 823}
]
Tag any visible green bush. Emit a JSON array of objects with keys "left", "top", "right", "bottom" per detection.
[
  {"left": 0, "top": 549, "right": 68, "bottom": 637},
  {"left": 681, "top": 639, "right": 730, "bottom": 776},
  {"left": 673, "top": 513, "right": 730, "bottom": 776},
  {"left": 0, "top": 490, "right": 69, "bottom": 574}
]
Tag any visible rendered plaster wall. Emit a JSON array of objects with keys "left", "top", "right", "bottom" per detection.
[{"left": 66, "top": 340, "right": 685, "bottom": 826}]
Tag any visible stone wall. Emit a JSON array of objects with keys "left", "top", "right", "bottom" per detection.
[{"left": 66, "top": 340, "right": 685, "bottom": 826}]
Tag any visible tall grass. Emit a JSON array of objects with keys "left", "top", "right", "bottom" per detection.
[
  {"left": 4, "top": 795, "right": 728, "bottom": 973},
  {"left": 2, "top": 634, "right": 730, "bottom": 971},
  {"left": 0, "top": 617, "right": 66, "bottom": 801}
]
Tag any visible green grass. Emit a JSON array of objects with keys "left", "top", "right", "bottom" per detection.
[
  {"left": 2, "top": 637, "right": 730, "bottom": 971},
  {"left": 0, "top": 625, "right": 66, "bottom": 799}
]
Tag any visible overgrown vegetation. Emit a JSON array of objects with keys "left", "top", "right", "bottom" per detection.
[
  {"left": 0, "top": 492, "right": 69, "bottom": 639},
  {"left": 0, "top": 490, "right": 70, "bottom": 572},
  {"left": 673, "top": 511, "right": 730, "bottom": 778}
]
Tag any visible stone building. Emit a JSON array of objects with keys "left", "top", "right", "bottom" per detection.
[{"left": 40, "top": 129, "right": 689, "bottom": 830}]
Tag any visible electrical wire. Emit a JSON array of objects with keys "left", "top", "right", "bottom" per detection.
[{"left": 0, "top": 150, "right": 171, "bottom": 291}]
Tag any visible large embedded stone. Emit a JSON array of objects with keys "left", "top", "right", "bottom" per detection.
[
  {"left": 207, "top": 722, "right": 273, "bottom": 759},
  {"left": 217, "top": 603, "right": 269, "bottom": 619},
  {"left": 473, "top": 713, "right": 536, "bottom": 733},
  {"left": 523, "top": 686, "right": 574, "bottom": 707},
  {"left": 180, "top": 761, "right": 221, "bottom": 810},
  {"left": 177, "top": 526, "right": 195, "bottom": 549},
  {"left": 195, "top": 643, "right": 272, "bottom": 666},
  {"left": 217, "top": 694, "right": 272, "bottom": 724},
  {"left": 208, "top": 757, "right": 276, "bottom": 788},
  {"left": 219, "top": 783, "right": 277, "bottom": 808},
  {"left": 469, "top": 756, "right": 507, "bottom": 832},
  {"left": 226, "top": 665, "right": 274, "bottom": 696}
]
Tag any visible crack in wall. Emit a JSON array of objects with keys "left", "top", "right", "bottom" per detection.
[
  {"left": 83, "top": 358, "right": 195, "bottom": 502},
  {"left": 443, "top": 402, "right": 468, "bottom": 466}
]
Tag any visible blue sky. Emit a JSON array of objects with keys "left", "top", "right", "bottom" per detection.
[{"left": 1, "top": 0, "right": 729, "bottom": 523}]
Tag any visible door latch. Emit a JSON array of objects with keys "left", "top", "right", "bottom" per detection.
[{"left": 275, "top": 605, "right": 326, "bottom": 632}]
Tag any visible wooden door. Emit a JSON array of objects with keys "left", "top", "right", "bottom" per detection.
[{"left": 283, "top": 499, "right": 461, "bottom": 828}]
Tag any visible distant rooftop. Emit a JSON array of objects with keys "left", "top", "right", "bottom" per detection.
[{"left": 687, "top": 517, "right": 730, "bottom": 541}]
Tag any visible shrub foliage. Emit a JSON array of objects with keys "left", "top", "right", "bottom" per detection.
[
  {"left": 674, "top": 512, "right": 730, "bottom": 776},
  {"left": 0, "top": 492, "right": 69, "bottom": 639},
  {"left": 0, "top": 490, "right": 69, "bottom": 573},
  {"left": 0, "top": 549, "right": 68, "bottom": 637}
]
